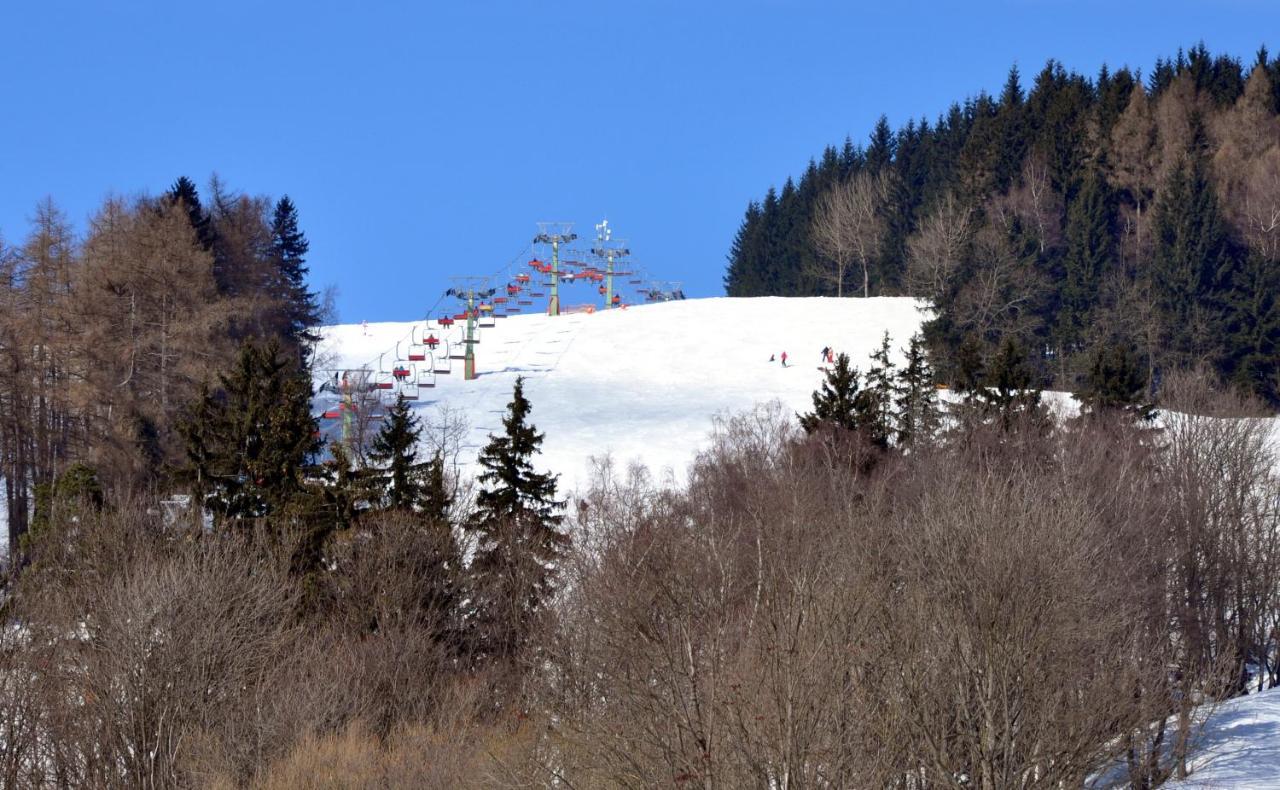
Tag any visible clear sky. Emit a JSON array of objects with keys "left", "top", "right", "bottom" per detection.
[{"left": 1, "top": 1, "right": 1274, "bottom": 322}]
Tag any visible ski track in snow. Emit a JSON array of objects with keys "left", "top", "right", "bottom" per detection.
[{"left": 315, "top": 297, "right": 931, "bottom": 493}]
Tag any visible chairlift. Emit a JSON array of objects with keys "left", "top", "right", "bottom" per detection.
[
  {"left": 418, "top": 365, "right": 436, "bottom": 389},
  {"left": 433, "top": 341, "right": 452, "bottom": 374},
  {"left": 438, "top": 316, "right": 455, "bottom": 328},
  {"left": 407, "top": 343, "right": 428, "bottom": 361},
  {"left": 515, "top": 272, "right": 531, "bottom": 283}
]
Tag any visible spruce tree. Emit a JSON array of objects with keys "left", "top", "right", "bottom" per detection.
[
  {"left": 166, "top": 176, "right": 214, "bottom": 250},
  {"left": 895, "top": 333, "right": 940, "bottom": 447},
  {"left": 855, "top": 332, "right": 897, "bottom": 448},
  {"left": 1076, "top": 343, "right": 1154, "bottom": 421},
  {"left": 981, "top": 337, "right": 1044, "bottom": 430},
  {"left": 269, "top": 195, "right": 321, "bottom": 350},
  {"left": 799, "top": 352, "right": 862, "bottom": 434},
  {"left": 181, "top": 339, "right": 319, "bottom": 524},
  {"left": 1058, "top": 167, "right": 1117, "bottom": 350},
  {"left": 368, "top": 394, "right": 425, "bottom": 511},
  {"left": 466, "top": 377, "right": 566, "bottom": 661}
]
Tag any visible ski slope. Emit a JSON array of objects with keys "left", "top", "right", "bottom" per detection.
[
  {"left": 314, "top": 297, "right": 929, "bottom": 492},
  {"left": 1163, "top": 687, "right": 1280, "bottom": 789}
]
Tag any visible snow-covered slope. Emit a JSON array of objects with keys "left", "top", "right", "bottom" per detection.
[
  {"left": 314, "top": 297, "right": 928, "bottom": 492},
  {"left": 1165, "top": 688, "right": 1280, "bottom": 789}
]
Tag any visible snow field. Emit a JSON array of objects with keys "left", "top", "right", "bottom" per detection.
[{"left": 314, "top": 296, "right": 931, "bottom": 492}]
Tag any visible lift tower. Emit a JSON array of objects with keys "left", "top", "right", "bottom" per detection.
[
  {"left": 447, "top": 277, "right": 494, "bottom": 380},
  {"left": 534, "top": 222, "right": 577, "bottom": 317},
  {"left": 591, "top": 219, "right": 631, "bottom": 310}
]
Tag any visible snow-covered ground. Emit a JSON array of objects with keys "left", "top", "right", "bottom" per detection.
[
  {"left": 1164, "top": 687, "right": 1280, "bottom": 789},
  {"left": 314, "top": 296, "right": 929, "bottom": 492}
]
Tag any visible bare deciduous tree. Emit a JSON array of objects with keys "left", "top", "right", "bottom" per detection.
[
  {"left": 809, "top": 170, "right": 890, "bottom": 298},
  {"left": 906, "top": 192, "right": 973, "bottom": 301}
]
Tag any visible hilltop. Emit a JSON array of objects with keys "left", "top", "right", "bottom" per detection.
[{"left": 314, "top": 297, "right": 928, "bottom": 491}]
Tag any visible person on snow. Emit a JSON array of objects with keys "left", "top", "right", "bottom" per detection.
[
  {"left": 769, "top": 353, "right": 776, "bottom": 362},
  {"left": 781, "top": 351, "right": 788, "bottom": 367},
  {"left": 820, "top": 346, "right": 830, "bottom": 363}
]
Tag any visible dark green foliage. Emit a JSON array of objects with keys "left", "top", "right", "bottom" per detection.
[
  {"left": 26, "top": 463, "right": 104, "bottom": 555},
  {"left": 466, "top": 377, "right": 566, "bottom": 661},
  {"left": 855, "top": 332, "right": 897, "bottom": 448},
  {"left": 895, "top": 333, "right": 940, "bottom": 446},
  {"left": 166, "top": 176, "right": 214, "bottom": 250},
  {"left": 977, "top": 338, "right": 1045, "bottom": 431},
  {"left": 368, "top": 395, "right": 425, "bottom": 512},
  {"left": 181, "top": 339, "right": 320, "bottom": 524},
  {"left": 1076, "top": 343, "right": 1153, "bottom": 420},
  {"left": 1058, "top": 167, "right": 1117, "bottom": 348},
  {"left": 1149, "top": 130, "right": 1233, "bottom": 365},
  {"left": 270, "top": 195, "right": 321, "bottom": 349},
  {"left": 725, "top": 44, "right": 1280, "bottom": 407},
  {"left": 799, "top": 352, "right": 863, "bottom": 434}
]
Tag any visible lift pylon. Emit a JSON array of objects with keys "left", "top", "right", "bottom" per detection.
[
  {"left": 591, "top": 219, "right": 632, "bottom": 310},
  {"left": 534, "top": 222, "right": 577, "bottom": 317}
]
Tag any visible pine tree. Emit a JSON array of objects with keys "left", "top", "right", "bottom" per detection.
[
  {"left": 1058, "top": 167, "right": 1117, "bottom": 350},
  {"left": 856, "top": 332, "right": 897, "bottom": 448},
  {"left": 981, "top": 337, "right": 1044, "bottom": 430},
  {"left": 181, "top": 339, "right": 320, "bottom": 524},
  {"left": 1150, "top": 120, "right": 1234, "bottom": 366},
  {"left": 269, "top": 196, "right": 321, "bottom": 351},
  {"left": 1076, "top": 343, "right": 1154, "bottom": 420},
  {"left": 895, "top": 333, "right": 940, "bottom": 446},
  {"left": 368, "top": 394, "right": 425, "bottom": 511},
  {"left": 798, "top": 352, "right": 862, "bottom": 434},
  {"left": 466, "top": 377, "right": 566, "bottom": 661},
  {"left": 166, "top": 176, "right": 214, "bottom": 250}
]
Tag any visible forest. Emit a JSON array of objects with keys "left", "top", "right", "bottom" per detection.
[
  {"left": 1, "top": 45, "right": 1279, "bottom": 787},
  {"left": 725, "top": 44, "right": 1280, "bottom": 405}
]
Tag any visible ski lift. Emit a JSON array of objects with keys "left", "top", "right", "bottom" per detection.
[
  {"left": 493, "top": 296, "right": 508, "bottom": 304},
  {"left": 598, "top": 285, "right": 607, "bottom": 295},
  {"left": 531, "top": 291, "right": 546, "bottom": 297},
  {"left": 515, "top": 272, "right": 531, "bottom": 284},
  {"left": 392, "top": 364, "right": 411, "bottom": 381},
  {"left": 438, "top": 316, "right": 455, "bottom": 328},
  {"left": 611, "top": 294, "right": 621, "bottom": 306},
  {"left": 433, "top": 341, "right": 452, "bottom": 374},
  {"left": 506, "top": 284, "right": 521, "bottom": 296},
  {"left": 418, "top": 365, "right": 436, "bottom": 389},
  {"left": 407, "top": 343, "right": 428, "bottom": 361},
  {"left": 370, "top": 371, "right": 395, "bottom": 390},
  {"left": 424, "top": 334, "right": 440, "bottom": 350}
]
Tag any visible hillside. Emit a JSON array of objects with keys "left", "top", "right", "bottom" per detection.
[{"left": 314, "top": 297, "right": 928, "bottom": 491}]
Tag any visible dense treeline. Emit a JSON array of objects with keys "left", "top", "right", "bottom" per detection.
[
  {"left": 725, "top": 44, "right": 1280, "bottom": 404},
  {"left": 0, "top": 177, "right": 322, "bottom": 557}
]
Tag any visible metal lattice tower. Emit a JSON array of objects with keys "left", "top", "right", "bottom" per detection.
[
  {"left": 448, "top": 277, "right": 494, "bottom": 380},
  {"left": 591, "top": 219, "right": 631, "bottom": 310},
  {"left": 534, "top": 222, "right": 577, "bottom": 317}
]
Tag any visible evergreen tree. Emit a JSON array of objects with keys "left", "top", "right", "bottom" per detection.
[
  {"left": 466, "top": 377, "right": 566, "bottom": 661},
  {"left": 368, "top": 394, "right": 425, "bottom": 512},
  {"left": 269, "top": 195, "right": 321, "bottom": 350},
  {"left": 166, "top": 176, "right": 214, "bottom": 250},
  {"left": 1076, "top": 343, "right": 1154, "bottom": 421},
  {"left": 798, "top": 352, "right": 863, "bottom": 434},
  {"left": 855, "top": 332, "right": 897, "bottom": 448},
  {"left": 895, "top": 333, "right": 940, "bottom": 446},
  {"left": 1150, "top": 124, "right": 1234, "bottom": 366},
  {"left": 1058, "top": 167, "right": 1117, "bottom": 350},
  {"left": 980, "top": 337, "right": 1045, "bottom": 430},
  {"left": 181, "top": 339, "right": 320, "bottom": 524}
]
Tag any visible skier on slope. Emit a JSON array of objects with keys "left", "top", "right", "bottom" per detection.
[
  {"left": 821, "top": 346, "right": 830, "bottom": 363},
  {"left": 781, "top": 351, "right": 788, "bottom": 367}
]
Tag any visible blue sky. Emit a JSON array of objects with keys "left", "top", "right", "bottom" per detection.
[{"left": 0, "top": 1, "right": 1274, "bottom": 321}]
